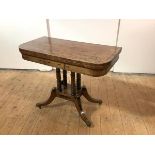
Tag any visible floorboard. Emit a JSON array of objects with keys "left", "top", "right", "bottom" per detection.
[{"left": 0, "top": 70, "right": 154, "bottom": 135}]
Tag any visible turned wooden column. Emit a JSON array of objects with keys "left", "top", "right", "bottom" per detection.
[
  {"left": 71, "top": 72, "right": 76, "bottom": 96},
  {"left": 63, "top": 70, "right": 67, "bottom": 88},
  {"left": 56, "top": 68, "right": 62, "bottom": 91},
  {"left": 77, "top": 73, "right": 81, "bottom": 91}
]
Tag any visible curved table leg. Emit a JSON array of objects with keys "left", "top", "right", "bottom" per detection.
[
  {"left": 36, "top": 87, "right": 57, "bottom": 109},
  {"left": 73, "top": 97, "right": 91, "bottom": 127},
  {"left": 82, "top": 86, "right": 102, "bottom": 105}
]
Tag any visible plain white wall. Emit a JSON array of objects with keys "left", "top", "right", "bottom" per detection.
[
  {"left": 51, "top": 19, "right": 118, "bottom": 45},
  {"left": 115, "top": 20, "right": 155, "bottom": 74},
  {"left": 0, "top": 18, "right": 52, "bottom": 70}
]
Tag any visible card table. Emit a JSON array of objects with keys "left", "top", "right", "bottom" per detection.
[{"left": 19, "top": 36, "right": 122, "bottom": 127}]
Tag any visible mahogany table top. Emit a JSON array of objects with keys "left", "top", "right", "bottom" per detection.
[{"left": 19, "top": 36, "right": 122, "bottom": 76}]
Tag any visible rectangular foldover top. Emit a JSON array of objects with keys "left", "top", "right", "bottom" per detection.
[{"left": 19, "top": 36, "right": 122, "bottom": 70}]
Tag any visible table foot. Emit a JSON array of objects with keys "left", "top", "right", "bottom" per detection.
[
  {"left": 80, "top": 112, "right": 91, "bottom": 127},
  {"left": 82, "top": 86, "right": 102, "bottom": 105},
  {"left": 36, "top": 87, "right": 57, "bottom": 109},
  {"left": 73, "top": 97, "right": 91, "bottom": 127}
]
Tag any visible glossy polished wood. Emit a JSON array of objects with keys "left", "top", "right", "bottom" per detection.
[
  {"left": 22, "top": 54, "right": 119, "bottom": 77},
  {"left": 19, "top": 36, "right": 122, "bottom": 76}
]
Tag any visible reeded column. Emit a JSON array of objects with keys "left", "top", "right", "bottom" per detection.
[
  {"left": 71, "top": 72, "right": 76, "bottom": 96},
  {"left": 77, "top": 73, "right": 81, "bottom": 91},
  {"left": 63, "top": 70, "right": 67, "bottom": 88},
  {"left": 56, "top": 68, "right": 62, "bottom": 91}
]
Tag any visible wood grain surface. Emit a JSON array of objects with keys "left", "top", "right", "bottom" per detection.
[
  {"left": 19, "top": 37, "right": 122, "bottom": 71},
  {"left": 0, "top": 70, "right": 154, "bottom": 135}
]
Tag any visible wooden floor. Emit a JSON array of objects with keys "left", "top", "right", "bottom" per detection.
[{"left": 0, "top": 70, "right": 154, "bottom": 135}]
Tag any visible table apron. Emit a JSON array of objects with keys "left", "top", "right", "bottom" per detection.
[{"left": 22, "top": 54, "right": 118, "bottom": 77}]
